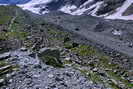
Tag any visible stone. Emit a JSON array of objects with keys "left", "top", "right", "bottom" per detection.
[
  {"left": 65, "top": 57, "right": 70, "bottom": 61},
  {"left": 29, "top": 53, "right": 36, "bottom": 58},
  {"left": 128, "top": 42, "right": 133, "bottom": 48},
  {"left": 48, "top": 74, "right": 54, "bottom": 78},
  {"left": 93, "top": 68, "right": 98, "bottom": 72},
  {"left": 0, "top": 79, "right": 4, "bottom": 83},
  {"left": 55, "top": 77, "right": 63, "bottom": 82},
  {"left": 112, "top": 29, "right": 122, "bottom": 36}
]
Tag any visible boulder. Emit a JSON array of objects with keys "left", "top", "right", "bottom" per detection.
[{"left": 38, "top": 48, "right": 63, "bottom": 67}]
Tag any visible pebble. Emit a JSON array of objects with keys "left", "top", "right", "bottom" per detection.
[
  {"left": 0, "top": 79, "right": 4, "bottom": 83},
  {"left": 112, "top": 30, "right": 122, "bottom": 36},
  {"left": 128, "top": 42, "right": 133, "bottom": 48},
  {"left": 93, "top": 68, "right": 98, "bottom": 72},
  {"left": 65, "top": 57, "right": 70, "bottom": 61},
  {"left": 48, "top": 74, "right": 54, "bottom": 78},
  {"left": 0, "top": 52, "right": 11, "bottom": 60},
  {"left": 9, "top": 79, "right": 13, "bottom": 83},
  {"left": 65, "top": 64, "right": 72, "bottom": 66},
  {"left": 33, "top": 74, "right": 40, "bottom": 78}
]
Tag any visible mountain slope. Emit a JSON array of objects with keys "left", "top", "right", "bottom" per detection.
[
  {"left": 0, "top": 6, "right": 132, "bottom": 89},
  {"left": 15, "top": 0, "right": 133, "bottom": 20}
]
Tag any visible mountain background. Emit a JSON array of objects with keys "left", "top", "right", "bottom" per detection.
[{"left": 1, "top": 0, "right": 132, "bottom": 20}]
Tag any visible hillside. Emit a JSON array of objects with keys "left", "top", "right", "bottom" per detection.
[{"left": 0, "top": 6, "right": 132, "bottom": 89}]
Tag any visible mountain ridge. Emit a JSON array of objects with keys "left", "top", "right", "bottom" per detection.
[
  {"left": 15, "top": 0, "right": 133, "bottom": 20},
  {"left": 0, "top": 0, "right": 133, "bottom": 20}
]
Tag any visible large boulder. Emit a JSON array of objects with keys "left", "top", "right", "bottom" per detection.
[{"left": 38, "top": 48, "right": 63, "bottom": 67}]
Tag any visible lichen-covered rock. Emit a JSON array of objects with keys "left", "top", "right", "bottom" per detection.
[{"left": 38, "top": 48, "right": 63, "bottom": 67}]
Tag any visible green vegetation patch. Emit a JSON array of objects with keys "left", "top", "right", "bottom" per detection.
[
  {"left": 62, "top": 43, "right": 132, "bottom": 89},
  {"left": 71, "top": 45, "right": 97, "bottom": 56}
]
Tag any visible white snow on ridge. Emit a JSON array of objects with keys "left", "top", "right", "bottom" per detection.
[
  {"left": 17, "top": 0, "right": 53, "bottom": 14},
  {"left": 59, "top": 0, "right": 94, "bottom": 15},
  {"left": 89, "top": 1, "right": 104, "bottom": 16},
  {"left": 106, "top": 0, "right": 133, "bottom": 20},
  {"left": 59, "top": 5, "right": 77, "bottom": 14},
  {"left": 59, "top": 0, "right": 133, "bottom": 20}
]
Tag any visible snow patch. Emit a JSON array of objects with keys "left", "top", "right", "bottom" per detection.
[
  {"left": 59, "top": 5, "right": 77, "bottom": 14},
  {"left": 17, "top": 0, "right": 53, "bottom": 14}
]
